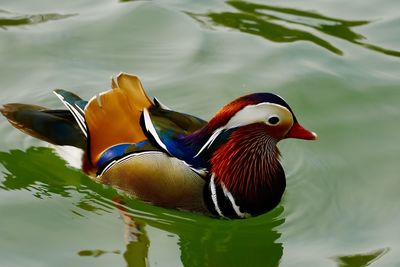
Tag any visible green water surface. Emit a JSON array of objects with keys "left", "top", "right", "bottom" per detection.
[{"left": 0, "top": 0, "right": 399, "bottom": 266}]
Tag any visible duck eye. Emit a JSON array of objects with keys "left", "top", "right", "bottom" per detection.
[{"left": 267, "top": 115, "right": 280, "bottom": 125}]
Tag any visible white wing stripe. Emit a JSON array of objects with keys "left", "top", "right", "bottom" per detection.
[
  {"left": 53, "top": 91, "right": 88, "bottom": 137},
  {"left": 143, "top": 108, "right": 169, "bottom": 153},
  {"left": 64, "top": 102, "right": 87, "bottom": 135}
]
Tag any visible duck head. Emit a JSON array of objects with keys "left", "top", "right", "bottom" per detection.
[{"left": 186, "top": 93, "right": 317, "bottom": 218}]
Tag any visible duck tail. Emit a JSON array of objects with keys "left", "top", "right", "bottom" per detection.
[{"left": 0, "top": 103, "right": 86, "bottom": 149}]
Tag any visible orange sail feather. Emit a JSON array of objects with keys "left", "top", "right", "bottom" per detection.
[{"left": 84, "top": 73, "right": 153, "bottom": 165}]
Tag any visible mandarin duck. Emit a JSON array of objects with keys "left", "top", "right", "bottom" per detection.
[{"left": 0, "top": 73, "right": 317, "bottom": 219}]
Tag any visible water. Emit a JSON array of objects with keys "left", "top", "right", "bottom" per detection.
[{"left": 0, "top": 0, "right": 399, "bottom": 266}]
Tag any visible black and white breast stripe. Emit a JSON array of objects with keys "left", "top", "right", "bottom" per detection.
[{"left": 205, "top": 174, "right": 250, "bottom": 219}]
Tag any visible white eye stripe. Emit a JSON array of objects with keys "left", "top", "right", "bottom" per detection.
[
  {"left": 225, "top": 102, "right": 290, "bottom": 129},
  {"left": 194, "top": 102, "right": 293, "bottom": 158}
]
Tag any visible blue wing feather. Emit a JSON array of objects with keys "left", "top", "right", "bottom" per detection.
[{"left": 144, "top": 107, "right": 209, "bottom": 170}]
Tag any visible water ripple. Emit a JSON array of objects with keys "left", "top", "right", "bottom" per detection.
[
  {"left": 332, "top": 248, "right": 389, "bottom": 267},
  {"left": 0, "top": 146, "right": 286, "bottom": 267},
  {"left": 186, "top": 0, "right": 400, "bottom": 57},
  {"left": 0, "top": 9, "right": 76, "bottom": 29}
]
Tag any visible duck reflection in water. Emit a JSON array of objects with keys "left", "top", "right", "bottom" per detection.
[
  {"left": 114, "top": 198, "right": 284, "bottom": 267},
  {"left": 0, "top": 148, "right": 390, "bottom": 267},
  {"left": 0, "top": 147, "right": 283, "bottom": 267},
  {"left": 333, "top": 248, "right": 389, "bottom": 267}
]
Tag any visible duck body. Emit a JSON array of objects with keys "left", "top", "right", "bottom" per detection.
[{"left": 1, "top": 73, "right": 317, "bottom": 219}]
